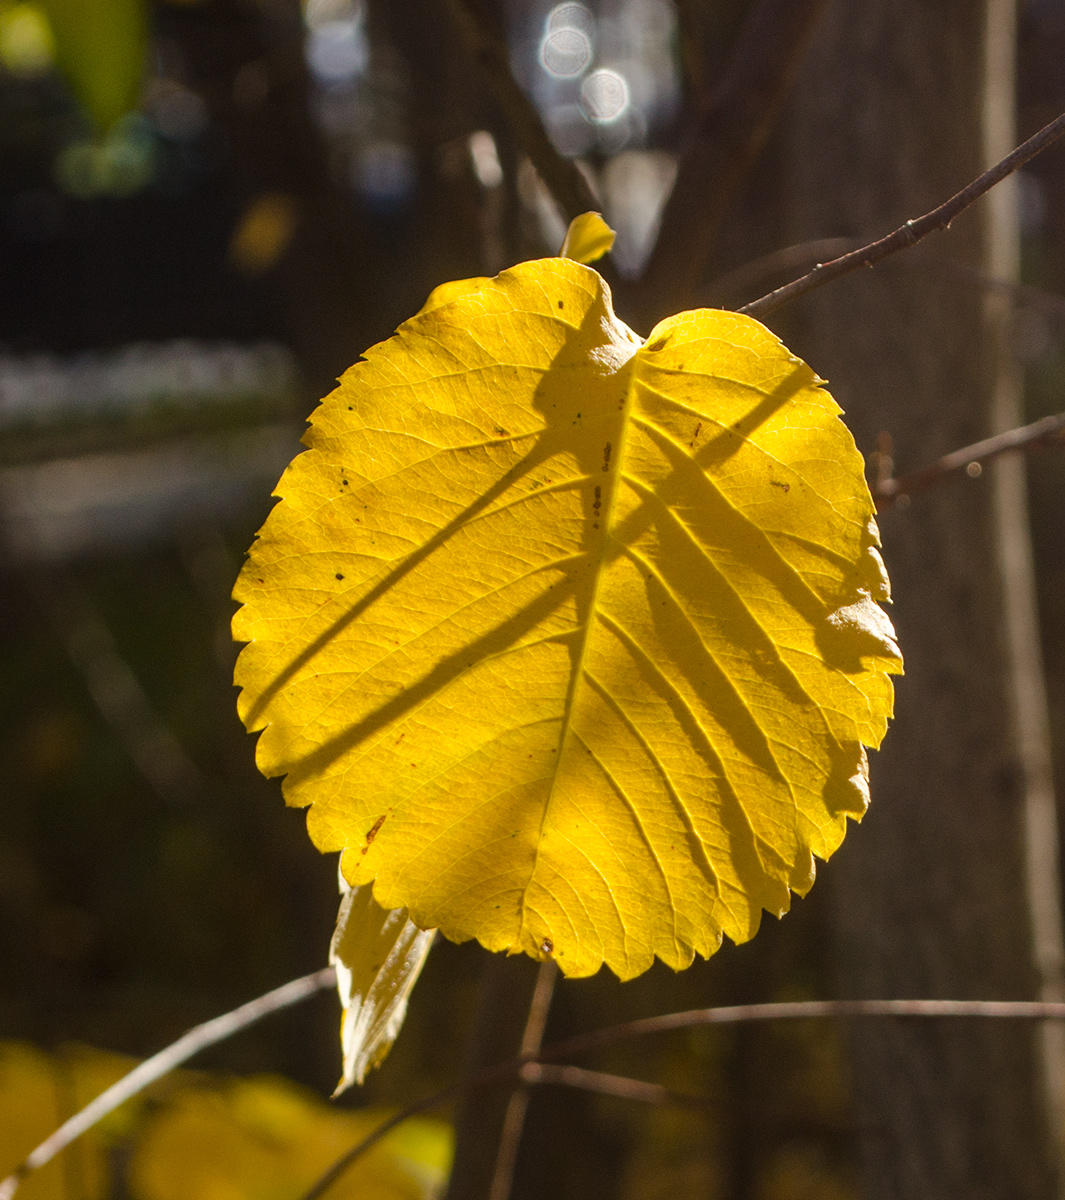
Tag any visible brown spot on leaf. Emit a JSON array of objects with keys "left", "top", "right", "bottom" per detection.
[{"left": 362, "top": 814, "right": 387, "bottom": 851}]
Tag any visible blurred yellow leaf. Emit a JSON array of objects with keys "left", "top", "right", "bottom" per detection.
[
  {"left": 37, "top": 0, "right": 147, "bottom": 131},
  {"left": 129, "top": 1075, "right": 451, "bottom": 1200},
  {"left": 229, "top": 193, "right": 299, "bottom": 276},
  {"left": 0, "top": 3, "right": 54, "bottom": 76},
  {"left": 233, "top": 246, "right": 900, "bottom": 981},
  {"left": 0, "top": 1042, "right": 140, "bottom": 1200}
]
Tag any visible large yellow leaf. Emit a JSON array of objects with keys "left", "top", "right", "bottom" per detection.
[{"left": 233, "top": 254, "right": 900, "bottom": 980}]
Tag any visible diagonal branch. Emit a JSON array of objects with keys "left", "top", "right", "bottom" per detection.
[
  {"left": 636, "top": 0, "right": 833, "bottom": 317},
  {"left": 441, "top": 0, "right": 597, "bottom": 223},
  {"left": 873, "top": 412, "right": 1065, "bottom": 507},
  {"left": 739, "top": 107, "right": 1065, "bottom": 319}
]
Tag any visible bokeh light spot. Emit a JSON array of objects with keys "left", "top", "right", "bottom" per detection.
[{"left": 580, "top": 68, "right": 629, "bottom": 122}]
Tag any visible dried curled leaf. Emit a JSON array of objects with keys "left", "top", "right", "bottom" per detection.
[
  {"left": 234, "top": 237, "right": 900, "bottom": 981},
  {"left": 330, "top": 881, "right": 435, "bottom": 1094}
]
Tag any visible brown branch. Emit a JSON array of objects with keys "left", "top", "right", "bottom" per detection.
[
  {"left": 739, "top": 107, "right": 1065, "bottom": 319},
  {"left": 484, "top": 961, "right": 558, "bottom": 1200},
  {"left": 636, "top": 0, "right": 833, "bottom": 317},
  {"left": 0, "top": 968, "right": 337, "bottom": 1200},
  {"left": 703, "top": 237, "right": 861, "bottom": 305},
  {"left": 873, "top": 412, "right": 1065, "bottom": 507},
  {"left": 706, "top": 236, "right": 1065, "bottom": 322},
  {"left": 301, "top": 995, "right": 1065, "bottom": 1200},
  {"left": 441, "top": 0, "right": 597, "bottom": 223}
]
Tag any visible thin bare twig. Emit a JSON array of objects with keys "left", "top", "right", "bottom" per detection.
[
  {"left": 486, "top": 961, "right": 558, "bottom": 1200},
  {"left": 637, "top": 0, "right": 832, "bottom": 316},
  {"left": 519, "top": 1061, "right": 706, "bottom": 1109},
  {"left": 873, "top": 412, "right": 1065, "bottom": 507},
  {"left": 301, "top": 995, "right": 1065, "bottom": 1200},
  {"left": 0, "top": 968, "right": 336, "bottom": 1200},
  {"left": 738, "top": 107, "right": 1065, "bottom": 319},
  {"left": 704, "top": 235, "right": 1065, "bottom": 325},
  {"left": 703, "top": 237, "right": 859, "bottom": 305},
  {"left": 441, "top": 0, "right": 597, "bottom": 223},
  {"left": 36, "top": 573, "right": 205, "bottom": 805}
]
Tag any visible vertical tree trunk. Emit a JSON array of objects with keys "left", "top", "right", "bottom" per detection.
[{"left": 786, "top": 2, "right": 1064, "bottom": 1196}]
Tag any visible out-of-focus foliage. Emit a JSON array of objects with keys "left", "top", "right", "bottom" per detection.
[
  {"left": 130, "top": 1074, "right": 452, "bottom": 1200},
  {"left": 233, "top": 234, "right": 900, "bottom": 982},
  {"left": 0, "top": 1041, "right": 452, "bottom": 1200},
  {"left": 0, "top": 1042, "right": 140, "bottom": 1200},
  {"left": 36, "top": 0, "right": 146, "bottom": 131},
  {"left": 0, "top": 2, "right": 54, "bottom": 76}
]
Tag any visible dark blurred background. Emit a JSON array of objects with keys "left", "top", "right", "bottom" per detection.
[{"left": 2, "top": 2, "right": 1065, "bottom": 1198}]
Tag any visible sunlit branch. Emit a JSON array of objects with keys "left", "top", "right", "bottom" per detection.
[
  {"left": 302, "top": 995, "right": 1065, "bottom": 1200},
  {"left": 710, "top": 235, "right": 1065, "bottom": 321},
  {"left": 873, "top": 412, "right": 1065, "bottom": 508},
  {"left": 739, "top": 107, "right": 1065, "bottom": 319},
  {"left": 442, "top": 0, "right": 598, "bottom": 223},
  {"left": 0, "top": 968, "right": 336, "bottom": 1200},
  {"left": 702, "top": 237, "right": 859, "bottom": 306}
]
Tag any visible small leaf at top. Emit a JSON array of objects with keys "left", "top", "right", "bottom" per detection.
[
  {"left": 560, "top": 212, "right": 615, "bottom": 264},
  {"left": 233, "top": 256, "right": 901, "bottom": 980}
]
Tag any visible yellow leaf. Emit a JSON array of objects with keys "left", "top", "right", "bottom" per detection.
[
  {"left": 330, "top": 878, "right": 435, "bottom": 1093},
  {"left": 233, "top": 257, "right": 901, "bottom": 980},
  {"left": 128, "top": 1076, "right": 451, "bottom": 1200},
  {"left": 560, "top": 212, "right": 615, "bottom": 264}
]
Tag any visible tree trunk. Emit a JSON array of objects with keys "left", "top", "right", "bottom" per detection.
[{"left": 786, "top": 2, "right": 1064, "bottom": 1196}]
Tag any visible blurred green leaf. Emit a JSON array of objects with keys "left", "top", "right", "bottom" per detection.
[{"left": 37, "top": 0, "right": 147, "bottom": 131}]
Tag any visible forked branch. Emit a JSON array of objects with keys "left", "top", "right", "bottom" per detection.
[
  {"left": 301, "top": 996, "right": 1065, "bottom": 1200},
  {"left": 873, "top": 412, "right": 1065, "bottom": 507}
]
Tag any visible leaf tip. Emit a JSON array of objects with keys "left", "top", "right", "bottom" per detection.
[{"left": 560, "top": 212, "right": 616, "bottom": 265}]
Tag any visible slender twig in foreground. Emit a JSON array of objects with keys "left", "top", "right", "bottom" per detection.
[
  {"left": 442, "top": 0, "right": 597, "bottom": 223},
  {"left": 874, "top": 412, "right": 1065, "bottom": 507},
  {"left": 301, "top": 995, "right": 1065, "bottom": 1200},
  {"left": 739, "top": 107, "right": 1065, "bottom": 319},
  {"left": 0, "top": 968, "right": 336, "bottom": 1200}
]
